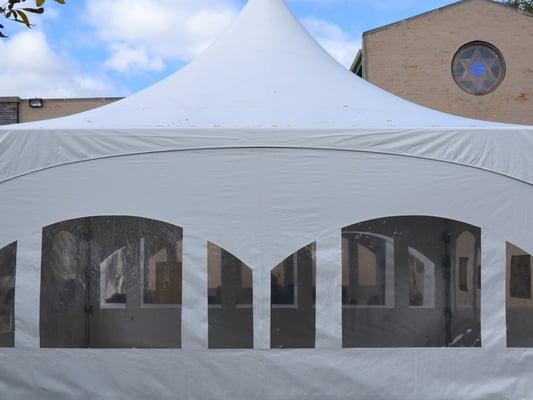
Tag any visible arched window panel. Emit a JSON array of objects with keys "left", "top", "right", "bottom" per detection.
[
  {"left": 40, "top": 216, "right": 183, "bottom": 349},
  {"left": 342, "top": 216, "right": 481, "bottom": 348},
  {"left": 208, "top": 242, "right": 253, "bottom": 349},
  {"left": 271, "top": 243, "right": 316, "bottom": 349},
  {"left": 0, "top": 242, "right": 16, "bottom": 348},
  {"left": 506, "top": 242, "right": 533, "bottom": 347}
]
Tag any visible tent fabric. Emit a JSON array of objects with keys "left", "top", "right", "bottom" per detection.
[
  {"left": 0, "top": 0, "right": 531, "bottom": 185},
  {"left": 1, "top": 127, "right": 533, "bottom": 185},
  {"left": 0, "top": 0, "right": 533, "bottom": 399}
]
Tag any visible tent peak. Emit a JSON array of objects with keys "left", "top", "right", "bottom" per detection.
[{"left": 243, "top": 0, "right": 292, "bottom": 12}]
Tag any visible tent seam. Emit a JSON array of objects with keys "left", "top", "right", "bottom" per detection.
[{"left": 0, "top": 146, "right": 530, "bottom": 187}]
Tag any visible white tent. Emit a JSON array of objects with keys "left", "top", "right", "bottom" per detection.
[{"left": 0, "top": 0, "right": 532, "bottom": 398}]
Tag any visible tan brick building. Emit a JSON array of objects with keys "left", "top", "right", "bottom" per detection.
[
  {"left": 0, "top": 97, "right": 122, "bottom": 126},
  {"left": 352, "top": 0, "right": 533, "bottom": 125}
]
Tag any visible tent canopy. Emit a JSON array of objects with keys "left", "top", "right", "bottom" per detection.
[{"left": 0, "top": 0, "right": 532, "bottom": 186}]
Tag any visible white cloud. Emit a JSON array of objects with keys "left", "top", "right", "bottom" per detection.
[
  {"left": 302, "top": 17, "right": 361, "bottom": 68},
  {"left": 86, "top": 0, "right": 240, "bottom": 73},
  {"left": 0, "top": 30, "right": 117, "bottom": 98},
  {"left": 104, "top": 44, "right": 165, "bottom": 73},
  {"left": 86, "top": 0, "right": 361, "bottom": 73}
]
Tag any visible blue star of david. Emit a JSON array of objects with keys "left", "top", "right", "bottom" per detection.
[{"left": 453, "top": 45, "right": 503, "bottom": 95}]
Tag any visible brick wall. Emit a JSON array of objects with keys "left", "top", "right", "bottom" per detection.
[
  {"left": 18, "top": 98, "right": 122, "bottom": 123},
  {"left": 0, "top": 100, "right": 19, "bottom": 126},
  {"left": 363, "top": 0, "right": 533, "bottom": 125},
  {"left": 0, "top": 97, "right": 122, "bottom": 125}
]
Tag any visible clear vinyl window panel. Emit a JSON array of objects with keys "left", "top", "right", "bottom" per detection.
[
  {"left": 40, "top": 216, "right": 183, "bottom": 349},
  {"left": 0, "top": 242, "right": 16, "bottom": 348},
  {"left": 506, "top": 242, "right": 533, "bottom": 347},
  {"left": 271, "top": 243, "right": 316, "bottom": 349},
  {"left": 342, "top": 216, "right": 481, "bottom": 348},
  {"left": 208, "top": 242, "right": 253, "bottom": 349}
]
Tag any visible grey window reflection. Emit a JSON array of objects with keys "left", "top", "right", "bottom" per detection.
[
  {"left": 0, "top": 242, "right": 16, "bottom": 348},
  {"left": 507, "top": 242, "right": 533, "bottom": 347},
  {"left": 40, "top": 217, "right": 183, "bottom": 349},
  {"left": 208, "top": 242, "right": 253, "bottom": 348},
  {"left": 271, "top": 243, "right": 316, "bottom": 349},
  {"left": 459, "top": 257, "right": 469, "bottom": 292},
  {"left": 510, "top": 255, "right": 531, "bottom": 299},
  {"left": 142, "top": 237, "right": 182, "bottom": 306},
  {"left": 342, "top": 233, "right": 394, "bottom": 308},
  {"left": 100, "top": 247, "right": 127, "bottom": 307},
  {"left": 342, "top": 217, "right": 481, "bottom": 348},
  {"left": 408, "top": 247, "right": 435, "bottom": 308}
]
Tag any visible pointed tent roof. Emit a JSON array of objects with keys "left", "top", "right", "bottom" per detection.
[
  {"left": 9, "top": 0, "right": 505, "bottom": 130},
  {"left": 1, "top": 0, "right": 532, "bottom": 186}
]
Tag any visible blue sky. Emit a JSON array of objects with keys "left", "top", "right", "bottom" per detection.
[{"left": 0, "top": 0, "right": 454, "bottom": 98}]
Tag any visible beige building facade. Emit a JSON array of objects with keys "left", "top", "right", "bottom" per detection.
[
  {"left": 0, "top": 97, "right": 121, "bottom": 126},
  {"left": 352, "top": 0, "right": 533, "bottom": 125}
]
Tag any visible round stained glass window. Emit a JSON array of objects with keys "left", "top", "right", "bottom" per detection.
[{"left": 452, "top": 42, "right": 505, "bottom": 95}]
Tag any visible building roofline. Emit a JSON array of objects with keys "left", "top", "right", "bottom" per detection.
[
  {"left": 0, "top": 97, "right": 22, "bottom": 103},
  {"left": 363, "top": 0, "right": 533, "bottom": 37},
  {"left": 350, "top": 49, "right": 363, "bottom": 73},
  {"left": 0, "top": 96, "right": 123, "bottom": 103},
  {"left": 27, "top": 97, "right": 124, "bottom": 102}
]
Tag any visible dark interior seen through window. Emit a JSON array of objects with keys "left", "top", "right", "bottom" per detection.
[
  {"left": 208, "top": 242, "right": 253, "bottom": 349},
  {"left": 507, "top": 243, "right": 533, "bottom": 347},
  {"left": 271, "top": 243, "right": 316, "bottom": 349},
  {"left": 0, "top": 242, "right": 16, "bottom": 348}
]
